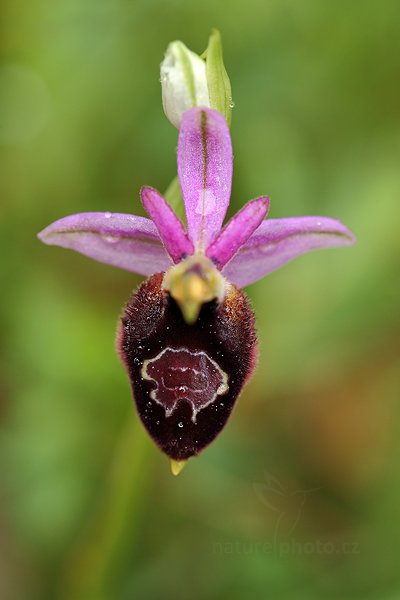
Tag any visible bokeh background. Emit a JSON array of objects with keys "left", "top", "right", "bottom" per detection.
[{"left": 1, "top": 1, "right": 400, "bottom": 599}]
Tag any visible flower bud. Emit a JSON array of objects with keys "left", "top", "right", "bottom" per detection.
[{"left": 160, "top": 41, "right": 210, "bottom": 128}]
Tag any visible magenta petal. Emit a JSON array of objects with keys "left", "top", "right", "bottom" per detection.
[
  {"left": 206, "top": 196, "right": 270, "bottom": 268},
  {"left": 38, "top": 212, "right": 172, "bottom": 276},
  {"left": 222, "top": 216, "right": 356, "bottom": 287},
  {"left": 178, "top": 107, "right": 233, "bottom": 249},
  {"left": 140, "top": 186, "right": 194, "bottom": 263}
]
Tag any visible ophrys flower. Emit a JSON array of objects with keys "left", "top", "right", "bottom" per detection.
[{"left": 38, "top": 107, "right": 355, "bottom": 474}]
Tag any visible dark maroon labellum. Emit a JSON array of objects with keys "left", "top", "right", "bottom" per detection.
[{"left": 117, "top": 272, "right": 258, "bottom": 460}]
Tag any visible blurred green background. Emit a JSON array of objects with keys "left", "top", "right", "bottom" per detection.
[{"left": 1, "top": 1, "right": 400, "bottom": 599}]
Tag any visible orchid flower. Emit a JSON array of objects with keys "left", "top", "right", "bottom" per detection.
[{"left": 38, "top": 106, "right": 355, "bottom": 475}]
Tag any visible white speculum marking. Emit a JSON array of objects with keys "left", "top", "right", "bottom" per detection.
[{"left": 141, "top": 347, "right": 229, "bottom": 423}]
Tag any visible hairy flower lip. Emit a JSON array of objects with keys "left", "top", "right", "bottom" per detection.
[{"left": 117, "top": 272, "right": 258, "bottom": 461}]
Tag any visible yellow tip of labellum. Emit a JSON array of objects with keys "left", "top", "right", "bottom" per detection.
[
  {"left": 170, "top": 459, "right": 188, "bottom": 476},
  {"left": 163, "top": 254, "right": 226, "bottom": 325}
]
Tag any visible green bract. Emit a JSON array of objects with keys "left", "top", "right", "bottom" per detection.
[{"left": 203, "top": 29, "right": 232, "bottom": 126}]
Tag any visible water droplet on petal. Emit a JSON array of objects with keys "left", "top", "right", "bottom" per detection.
[
  {"left": 102, "top": 234, "right": 118, "bottom": 244},
  {"left": 178, "top": 422, "right": 184, "bottom": 428},
  {"left": 104, "top": 212, "right": 112, "bottom": 219}
]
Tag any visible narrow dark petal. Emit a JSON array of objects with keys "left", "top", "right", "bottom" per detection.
[
  {"left": 141, "top": 186, "right": 194, "bottom": 263},
  {"left": 117, "top": 273, "right": 258, "bottom": 460},
  {"left": 206, "top": 196, "right": 270, "bottom": 268},
  {"left": 38, "top": 212, "right": 172, "bottom": 275}
]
